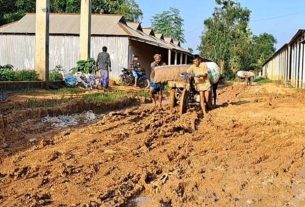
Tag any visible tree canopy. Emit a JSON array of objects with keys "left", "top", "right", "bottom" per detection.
[
  {"left": 199, "top": 0, "right": 276, "bottom": 78},
  {"left": 151, "top": 7, "right": 185, "bottom": 43},
  {"left": 0, "top": 0, "right": 143, "bottom": 26}
]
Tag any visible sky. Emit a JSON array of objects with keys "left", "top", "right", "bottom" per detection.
[{"left": 136, "top": 0, "right": 305, "bottom": 52}]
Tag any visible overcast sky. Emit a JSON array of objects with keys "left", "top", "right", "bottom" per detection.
[{"left": 136, "top": 0, "right": 305, "bottom": 52}]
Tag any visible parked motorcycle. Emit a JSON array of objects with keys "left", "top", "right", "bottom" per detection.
[{"left": 120, "top": 67, "right": 150, "bottom": 88}]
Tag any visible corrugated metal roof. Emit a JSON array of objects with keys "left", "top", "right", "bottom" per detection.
[
  {"left": 174, "top": 40, "right": 181, "bottom": 47},
  {"left": 155, "top": 33, "right": 164, "bottom": 40},
  {"left": 289, "top": 29, "right": 305, "bottom": 45},
  {"left": 263, "top": 44, "right": 288, "bottom": 66},
  {"left": 0, "top": 13, "right": 190, "bottom": 53},
  {"left": 164, "top": 37, "right": 174, "bottom": 44},
  {"left": 126, "top": 22, "right": 142, "bottom": 31},
  {"left": 263, "top": 29, "right": 305, "bottom": 66},
  {"left": 0, "top": 13, "right": 128, "bottom": 36},
  {"left": 142, "top": 28, "right": 154, "bottom": 36}
]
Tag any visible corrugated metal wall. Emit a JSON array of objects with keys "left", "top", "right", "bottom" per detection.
[
  {"left": 263, "top": 46, "right": 289, "bottom": 82},
  {"left": 91, "top": 36, "right": 129, "bottom": 78},
  {"left": 263, "top": 31, "right": 305, "bottom": 89},
  {"left": 290, "top": 35, "right": 305, "bottom": 88},
  {"left": 0, "top": 35, "right": 129, "bottom": 78},
  {"left": 0, "top": 35, "right": 35, "bottom": 69}
]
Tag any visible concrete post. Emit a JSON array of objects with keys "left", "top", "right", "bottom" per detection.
[
  {"left": 185, "top": 54, "right": 188, "bottom": 64},
  {"left": 35, "top": 0, "right": 50, "bottom": 81},
  {"left": 168, "top": 49, "right": 172, "bottom": 65},
  {"left": 180, "top": 53, "right": 183, "bottom": 65},
  {"left": 80, "top": 0, "right": 91, "bottom": 60},
  {"left": 174, "top": 51, "right": 178, "bottom": 65}
]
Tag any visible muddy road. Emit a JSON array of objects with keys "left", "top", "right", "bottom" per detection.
[{"left": 1, "top": 83, "right": 305, "bottom": 207}]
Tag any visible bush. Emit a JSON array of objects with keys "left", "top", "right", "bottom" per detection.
[
  {"left": 49, "top": 65, "right": 64, "bottom": 81},
  {"left": 0, "top": 68, "right": 16, "bottom": 81},
  {"left": 49, "top": 71, "right": 63, "bottom": 81},
  {"left": 0, "top": 65, "right": 38, "bottom": 81},
  {"left": 71, "top": 58, "right": 95, "bottom": 74},
  {"left": 223, "top": 69, "right": 235, "bottom": 80},
  {"left": 15, "top": 70, "right": 38, "bottom": 81}
]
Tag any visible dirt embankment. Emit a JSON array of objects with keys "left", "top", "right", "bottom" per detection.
[
  {"left": 1, "top": 83, "right": 305, "bottom": 207},
  {"left": 0, "top": 96, "right": 142, "bottom": 157}
]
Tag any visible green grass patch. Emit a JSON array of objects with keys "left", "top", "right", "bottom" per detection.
[
  {"left": 135, "top": 90, "right": 150, "bottom": 98},
  {"left": 254, "top": 78, "right": 272, "bottom": 84},
  {"left": 26, "top": 98, "right": 71, "bottom": 109},
  {"left": 57, "top": 87, "right": 86, "bottom": 95},
  {"left": 82, "top": 91, "right": 128, "bottom": 103}
]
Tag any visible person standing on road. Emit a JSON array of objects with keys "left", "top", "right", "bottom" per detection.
[
  {"left": 96, "top": 46, "right": 112, "bottom": 89},
  {"left": 187, "top": 55, "right": 211, "bottom": 115},
  {"left": 150, "top": 54, "right": 166, "bottom": 107}
]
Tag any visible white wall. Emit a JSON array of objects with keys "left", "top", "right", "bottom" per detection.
[
  {"left": 91, "top": 36, "right": 129, "bottom": 78},
  {"left": 0, "top": 35, "right": 35, "bottom": 69},
  {"left": 0, "top": 34, "right": 129, "bottom": 78}
]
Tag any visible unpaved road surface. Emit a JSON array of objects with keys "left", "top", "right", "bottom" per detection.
[{"left": 1, "top": 83, "right": 305, "bottom": 207}]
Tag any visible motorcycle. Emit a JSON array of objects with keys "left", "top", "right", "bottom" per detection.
[{"left": 120, "top": 66, "right": 150, "bottom": 88}]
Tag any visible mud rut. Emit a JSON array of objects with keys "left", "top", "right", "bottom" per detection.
[{"left": 1, "top": 84, "right": 305, "bottom": 207}]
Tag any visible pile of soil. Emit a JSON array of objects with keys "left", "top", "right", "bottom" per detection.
[{"left": 1, "top": 83, "right": 305, "bottom": 207}]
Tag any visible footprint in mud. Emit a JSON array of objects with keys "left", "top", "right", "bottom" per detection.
[
  {"left": 48, "top": 151, "right": 62, "bottom": 162},
  {"left": 62, "top": 164, "right": 83, "bottom": 176},
  {"left": 160, "top": 197, "right": 172, "bottom": 207},
  {"left": 34, "top": 193, "right": 53, "bottom": 206},
  {"left": 99, "top": 173, "right": 144, "bottom": 206},
  {"left": 9, "top": 166, "right": 31, "bottom": 180}
]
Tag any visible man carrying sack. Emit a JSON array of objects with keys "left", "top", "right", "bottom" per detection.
[
  {"left": 150, "top": 54, "right": 166, "bottom": 108},
  {"left": 187, "top": 55, "right": 211, "bottom": 115}
]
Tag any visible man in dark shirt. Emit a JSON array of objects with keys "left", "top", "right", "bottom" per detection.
[
  {"left": 150, "top": 54, "right": 166, "bottom": 107},
  {"left": 96, "top": 46, "right": 111, "bottom": 89}
]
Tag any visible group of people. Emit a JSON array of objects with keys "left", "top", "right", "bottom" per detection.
[
  {"left": 149, "top": 54, "right": 219, "bottom": 114},
  {"left": 95, "top": 46, "right": 218, "bottom": 114}
]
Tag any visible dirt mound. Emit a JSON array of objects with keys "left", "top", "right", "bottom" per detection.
[{"left": 1, "top": 83, "right": 305, "bottom": 207}]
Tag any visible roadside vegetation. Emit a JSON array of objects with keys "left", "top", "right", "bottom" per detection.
[
  {"left": 82, "top": 91, "right": 129, "bottom": 103},
  {"left": 0, "top": 65, "right": 38, "bottom": 81},
  {"left": 254, "top": 77, "right": 272, "bottom": 85},
  {"left": 199, "top": 0, "right": 277, "bottom": 79}
]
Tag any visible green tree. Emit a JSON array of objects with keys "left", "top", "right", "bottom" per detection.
[
  {"left": 188, "top": 48, "right": 194, "bottom": 54},
  {"left": 199, "top": 0, "right": 252, "bottom": 75},
  {"left": 199, "top": 0, "right": 276, "bottom": 78},
  {"left": 151, "top": 7, "right": 185, "bottom": 43},
  {"left": 251, "top": 33, "right": 276, "bottom": 72},
  {"left": 0, "top": 0, "right": 143, "bottom": 26},
  {"left": 91, "top": 0, "right": 143, "bottom": 21},
  {"left": 0, "top": 0, "right": 35, "bottom": 25}
]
